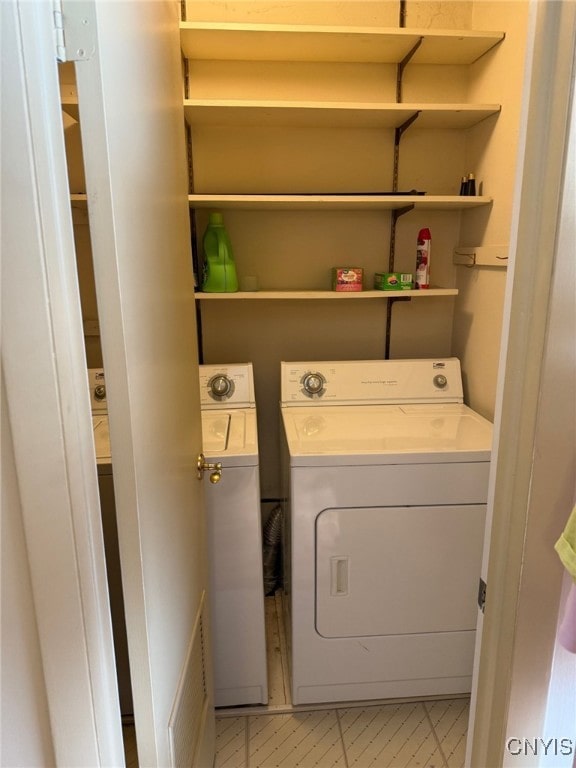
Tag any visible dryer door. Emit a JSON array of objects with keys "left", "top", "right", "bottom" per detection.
[{"left": 315, "top": 504, "right": 485, "bottom": 638}]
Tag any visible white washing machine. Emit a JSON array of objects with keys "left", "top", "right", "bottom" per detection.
[
  {"left": 88, "top": 369, "right": 133, "bottom": 718},
  {"left": 199, "top": 363, "right": 268, "bottom": 707},
  {"left": 280, "top": 358, "right": 493, "bottom": 706}
]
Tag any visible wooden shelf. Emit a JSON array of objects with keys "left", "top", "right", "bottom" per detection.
[
  {"left": 60, "top": 83, "right": 79, "bottom": 120},
  {"left": 179, "top": 22, "right": 504, "bottom": 65},
  {"left": 188, "top": 194, "right": 492, "bottom": 211},
  {"left": 72, "top": 193, "right": 489, "bottom": 212},
  {"left": 183, "top": 100, "right": 500, "bottom": 129},
  {"left": 61, "top": 98, "right": 79, "bottom": 121},
  {"left": 195, "top": 288, "right": 458, "bottom": 300}
]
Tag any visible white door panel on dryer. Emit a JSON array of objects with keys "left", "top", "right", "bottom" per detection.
[{"left": 315, "top": 505, "right": 486, "bottom": 638}]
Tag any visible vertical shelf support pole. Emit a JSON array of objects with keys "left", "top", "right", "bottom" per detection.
[
  {"left": 195, "top": 290, "right": 205, "bottom": 364},
  {"left": 385, "top": 296, "right": 412, "bottom": 359},
  {"left": 385, "top": 52, "right": 421, "bottom": 359},
  {"left": 392, "top": 112, "right": 420, "bottom": 194},
  {"left": 183, "top": 54, "right": 204, "bottom": 361},
  {"left": 385, "top": 204, "right": 414, "bottom": 359},
  {"left": 388, "top": 204, "right": 415, "bottom": 272},
  {"left": 384, "top": 112, "right": 420, "bottom": 360},
  {"left": 399, "top": 0, "right": 407, "bottom": 28},
  {"left": 183, "top": 56, "right": 190, "bottom": 101}
]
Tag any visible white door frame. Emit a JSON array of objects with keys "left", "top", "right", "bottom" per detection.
[
  {"left": 4, "top": 1, "right": 214, "bottom": 766},
  {"left": 467, "top": 1, "right": 576, "bottom": 765},
  {"left": 2, "top": 0, "right": 124, "bottom": 764}
]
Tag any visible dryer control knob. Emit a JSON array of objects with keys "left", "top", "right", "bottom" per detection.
[
  {"left": 433, "top": 374, "right": 448, "bottom": 389},
  {"left": 302, "top": 372, "right": 325, "bottom": 397},
  {"left": 209, "top": 374, "right": 234, "bottom": 400},
  {"left": 94, "top": 384, "right": 106, "bottom": 401}
]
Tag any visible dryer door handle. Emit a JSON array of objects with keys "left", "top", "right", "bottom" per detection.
[
  {"left": 330, "top": 557, "right": 349, "bottom": 596},
  {"left": 197, "top": 453, "right": 222, "bottom": 484}
]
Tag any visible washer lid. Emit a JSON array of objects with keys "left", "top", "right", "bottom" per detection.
[
  {"left": 92, "top": 415, "right": 111, "bottom": 464},
  {"left": 202, "top": 409, "right": 258, "bottom": 466},
  {"left": 281, "top": 403, "right": 492, "bottom": 465}
]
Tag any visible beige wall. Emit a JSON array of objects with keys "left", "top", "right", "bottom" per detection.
[
  {"left": 71, "top": 1, "right": 529, "bottom": 496},
  {"left": 187, "top": 0, "right": 527, "bottom": 497},
  {"left": 185, "top": 1, "right": 400, "bottom": 26},
  {"left": 453, "top": 1, "right": 530, "bottom": 419},
  {"left": 1, "top": 383, "right": 55, "bottom": 767}
]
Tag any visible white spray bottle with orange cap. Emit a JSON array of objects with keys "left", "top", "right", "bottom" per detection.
[{"left": 415, "top": 228, "right": 431, "bottom": 289}]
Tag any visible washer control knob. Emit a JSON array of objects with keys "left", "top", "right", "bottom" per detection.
[
  {"left": 209, "top": 374, "right": 234, "bottom": 400},
  {"left": 302, "top": 372, "right": 326, "bottom": 397},
  {"left": 94, "top": 384, "right": 106, "bottom": 401},
  {"left": 433, "top": 374, "right": 448, "bottom": 389}
]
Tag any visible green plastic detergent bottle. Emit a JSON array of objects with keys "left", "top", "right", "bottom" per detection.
[{"left": 202, "top": 212, "right": 238, "bottom": 293}]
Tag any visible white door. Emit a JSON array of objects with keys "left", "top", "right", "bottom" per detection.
[
  {"left": 3, "top": 1, "right": 124, "bottom": 763},
  {"left": 5, "top": 1, "right": 215, "bottom": 766},
  {"left": 71, "top": 1, "right": 215, "bottom": 766}
]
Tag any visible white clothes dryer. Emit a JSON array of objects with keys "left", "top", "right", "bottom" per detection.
[
  {"left": 199, "top": 363, "right": 268, "bottom": 707},
  {"left": 280, "top": 358, "right": 493, "bottom": 706},
  {"left": 88, "top": 369, "right": 133, "bottom": 718}
]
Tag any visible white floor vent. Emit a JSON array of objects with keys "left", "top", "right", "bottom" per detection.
[{"left": 168, "top": 591, "right": 209, "bottom": 767}]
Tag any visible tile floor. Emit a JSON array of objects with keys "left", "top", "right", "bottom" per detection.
[
  {"left": 214, "top": 594, "right": 470, "bottom": 768},
  {"left": 215, "top": 698, "right": 469, "bottom": 768},
  {"left": 122, "top": 594, "right": 469, "bottom": 767}
]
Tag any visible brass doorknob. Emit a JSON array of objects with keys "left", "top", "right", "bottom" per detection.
[{"left": 197, "top": 453, "right": 222, "bottom": 483}]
